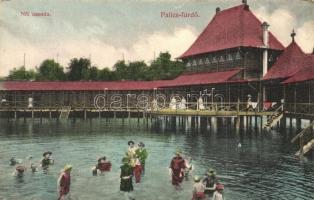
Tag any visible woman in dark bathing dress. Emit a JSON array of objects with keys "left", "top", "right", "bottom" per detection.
[{"left": 120, "top": 157, "right": 135, "bottom": 200}]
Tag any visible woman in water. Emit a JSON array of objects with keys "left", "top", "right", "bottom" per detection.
[
  {"left": 41, "top": 151, "right": 54, "bottom": 169},
  {"left": 13, "top": 165, "right": 26, "bottom": 177},
  {"left": 133, "top": 157, "right": 142, "bottom": 183},
  {"left": 169, "top": 149, "right": 186, "bottom": 189},
  {"left": 92, "top": 156, "right": 112, "bottom": 175},
  {"left": 126, "top": 141, "right": 138, "bottom": 168},
  {"left": 192, "top": 175, "right": 206, "bottom": 200},
  {"left": 135, "top": 142, "right": 148, "bottom": 175},
  {"left": 120, "top": 157, "right": 135, "bottom": 200},
  {"left": 57, "top": 164, "right": 72, "bottom": 200},
  {"left": 212, "top": 183, "right": 224, "bottom": 200},
  {"left": 203, "top": 168, "right": 218, "bottom": 198}
]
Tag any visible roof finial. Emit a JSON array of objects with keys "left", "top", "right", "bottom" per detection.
[
  {"left": 261, "top": 21, "right": 269, "bottom": 30},
  {"left": 216, "top": 7, "right": 220, "bottom": 13},
  {"left": 291, "top": 29, "right": 296, "bottom": 42},
  {"left": 242, "top": 0, "right": 247, "bottom": 5}
]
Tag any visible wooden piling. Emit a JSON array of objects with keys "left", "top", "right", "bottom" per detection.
[
  {"left": 235, "top": 116, "right": 240, "bottom": 133},
  {"left": 296, "top": 118, "right": 302, "bottom": 131},
  {"left": 23, "top": 110, "right": 26, "bottom": 122},
  {"left": 243, "top": 116, "right": 247, "bottom": 130},
  {"left": 289, "top": 117, "right": 293, "bottom": 130},
  {"left": 280, "top": 115, "right": 286, "bottom": 130},
  {"left": 191, "top": 116, "right": 196, "bottom": 130}
]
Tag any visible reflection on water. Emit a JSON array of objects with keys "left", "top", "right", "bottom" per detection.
[{"left": 0, "top": 118, "right": 313, "bottom": 200}]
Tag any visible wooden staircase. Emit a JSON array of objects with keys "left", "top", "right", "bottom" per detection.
[
  {"left": 59, "top": 106, "right": 71, "bottom": 119},
  {"left": 291, "top": 121, "right": 314, "bottom": 157},
  {"left": 263, "top": 106, "right": 283, "bottom": 130},
  {"left": 295, "top": 139, "right": 314, "bottom": 156}
]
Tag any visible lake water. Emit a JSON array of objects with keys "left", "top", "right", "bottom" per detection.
[{"left": 0, "top": 118, "right": 313, "bottom": 200}]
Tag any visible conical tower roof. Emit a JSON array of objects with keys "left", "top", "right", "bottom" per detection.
[{"left": 179, "top": 4, "right": 284, "bottom": 59}]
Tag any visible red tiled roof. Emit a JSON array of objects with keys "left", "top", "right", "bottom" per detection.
[
  {"left": 264, "top": 41, "right": 306, "bottom": 80},
  {"left": 161, "top": 69, "right": 242, "bottom": 87},
  {"left": 179, "top": 4, "right": 284, "bottom": 58},
  {"left": 2, "top": 69, "right": 242, "bottom": 91},
  {"left": 282, "top": 55, "right": 314, "bottom": 84},
  {"left": 3, "top": 80, "right": 170, "bottom": 91}
]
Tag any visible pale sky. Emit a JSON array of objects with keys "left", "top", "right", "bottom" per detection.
[{"left": 0, "top": 0, "right": 313, "bottom": 76}]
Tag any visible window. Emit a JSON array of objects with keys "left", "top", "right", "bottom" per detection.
[
  {"left": 212, "top": 56, "right": 217, "bottom": 63},
  {"left": 205, "top": 57, "right": 210, "bottom": 64},
  {"left": 199, "top": 58, "right": 203, "bottom": 65},
  {"left": 192, "top": 59, "right": 197, "bottom": 66},
  {"left": 227, "top": 53, "right": 233, "bottom": 61},
  {"left": 235, "top": 51, "right": 241, "bottom": 60}
]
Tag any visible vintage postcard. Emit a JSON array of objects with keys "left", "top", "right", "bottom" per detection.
[{"left": 0, "top": 0, "right": 313, "bottom": 199}]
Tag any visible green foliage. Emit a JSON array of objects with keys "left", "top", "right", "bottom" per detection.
[
  {"left": 89, "top": 66, "right": 99, "bottom": 80},
  {"left": 6, "top": 52, "right": 184, "bottom": 81},
  {"left": 67, "top": 58, "right": 91, "bottom": 81},
  {"left": 146, "top": 52, "right": 185, "bottom": 80},
  {"left": 128, "top": 61, "right": 148, "bottom": 80},
  {"left": 7, "top": 66, "right": 36, "bottom": 81},
  {"left": 113, "top": 60, "right": 128, "bottom": 80},
  {"left": 113, "top": 60, "right": 148, "bottom": 80},
  {"left": 97, "top": 68, "right": 116, "bottom": 81},
  {"left": 36, "top": 59, "right": 66, "bottom": 81}
]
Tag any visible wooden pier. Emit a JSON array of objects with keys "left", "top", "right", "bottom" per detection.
[{"left": 149, "top": 109, "right": 275, "bottom": 117}]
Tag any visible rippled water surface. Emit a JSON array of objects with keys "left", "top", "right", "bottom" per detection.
[{"left": 0, "top": 118, "right": 313, "bottom": 200}]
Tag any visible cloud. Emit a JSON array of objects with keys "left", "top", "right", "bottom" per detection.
[
  {"left": 0, "top": 26, "right": 197, "bottom": 76},
  {"left": 296, "top": 21, "right": 314, "bottom": 53},
  {"left": 0, "top": 1, "right": 198, "bottom": 76},
  {"left": 0, "top": 2, "right": 198, "bottom": 76},
  {"left": 254, "top": 7, "right": 314, "bottom": 53},
  {"left": 1, "top": 1, "right": 313, "bottom": 77},
  {"left": 127, "top": 26, "right": 197, "bottom": 63},
  {"left": 254, "top": 7, "right": 296, "bottom": 46}
]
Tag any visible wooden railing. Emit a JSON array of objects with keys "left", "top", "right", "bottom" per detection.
[
  {"left": 285, "top": 103, "right": 314, "bottom": 116},
  {"left": 1, "top": 100, "right": 313, "bottom": 116},
  {"left": 0, "top": 101, "right": 249, "bottom": 111},
  {"left": 291, "top": 121, "right": 314, "bottom": 156}
]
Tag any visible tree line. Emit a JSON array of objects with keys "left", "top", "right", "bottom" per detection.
[{"left": 6, "top": 52, "right": 185, "bottom": 81}]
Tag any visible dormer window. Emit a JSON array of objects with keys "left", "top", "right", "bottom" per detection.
[
  {"left": 235, "top": 51, "right": 241, "bottom": 60},
  {"left": 192, "top": 59, "right": 197, "bottom": 66},
  {"left": 227, "top": 53, "right": 233, "bottom": 61},
  {"left": 205, "top": 57, "right": 210, "bottom": 64},
  {"left": 212, "top": 56, "right": 217, "bottom": 63},
  {"left": 199, "top": 58, "right": 203, "bottom": 65}
]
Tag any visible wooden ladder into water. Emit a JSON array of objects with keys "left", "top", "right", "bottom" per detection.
[
  {"left": 291, "top": 121, "right": 314, "bottom": 156},
  {"left": 59, "top": 106, "right": 71, "bottom": 119},
  {"left": 263, "top": 106, "right": 283, "bottom": 130}
]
